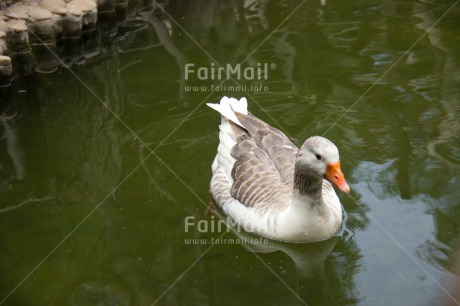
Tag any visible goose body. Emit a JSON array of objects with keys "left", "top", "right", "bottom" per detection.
[{"left": 207, "top": 97, "right": 350, "bottom": 243}]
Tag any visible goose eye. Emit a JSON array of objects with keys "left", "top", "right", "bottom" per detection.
[{"left": 315, "top": 154, "right": 322, "bottom": 160}]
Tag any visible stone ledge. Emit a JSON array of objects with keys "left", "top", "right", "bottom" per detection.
[{"left": 0, "top": 0, "right": 157, "bottom": 86}]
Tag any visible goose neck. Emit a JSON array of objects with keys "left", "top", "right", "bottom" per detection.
[{"left": 293, "top": 169, "right": 323, "bottom": 204}]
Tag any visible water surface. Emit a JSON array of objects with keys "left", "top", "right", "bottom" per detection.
[{"left": 1, "top": 1, "right": 460, "bottom": 305}]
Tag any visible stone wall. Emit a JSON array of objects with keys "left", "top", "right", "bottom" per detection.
[{"left": 0, "top": 0, "right": 157, "bottom": 86}]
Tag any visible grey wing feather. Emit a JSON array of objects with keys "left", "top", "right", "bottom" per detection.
[
  {"left": 235, "top": 112, "right": 298, "bottom": 182},
  {"left": 228, "top": 112, "right": 298, "bottom": 210}
]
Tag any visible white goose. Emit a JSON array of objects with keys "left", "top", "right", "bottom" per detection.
[{"left": 207, "top": 97, "right": 350, "bottom": 243}]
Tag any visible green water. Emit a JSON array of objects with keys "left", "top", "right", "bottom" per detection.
[{"left": 1, "top": 1, "right": 460, "bottom": 305}]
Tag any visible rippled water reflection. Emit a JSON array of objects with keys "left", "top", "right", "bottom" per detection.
[{"left": 1, "top": 1, "right": 460, "bottom": 305}]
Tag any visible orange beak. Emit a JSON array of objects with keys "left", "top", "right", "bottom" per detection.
[{"left": 325, "top": 161, "right": 350, "bottom": 194}]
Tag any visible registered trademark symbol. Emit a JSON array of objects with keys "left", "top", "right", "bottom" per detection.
[{"left": 270, "top": 63, "right": 276, "bottom": 69}]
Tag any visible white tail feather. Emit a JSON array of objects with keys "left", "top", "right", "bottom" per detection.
[
  {"left": 206, "top": 96, "right": 248, "bottom": 128},
  {"left": 208, "top": 97, "right": 249, "bottom": 180}
]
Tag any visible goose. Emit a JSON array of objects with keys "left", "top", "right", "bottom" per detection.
[{"left": 207, "top": 96, "right": 350, "bottom": 243}]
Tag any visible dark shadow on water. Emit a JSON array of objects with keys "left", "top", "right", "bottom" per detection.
[{"left": 199, "top": 207, "right": 363, "bottom": 306}]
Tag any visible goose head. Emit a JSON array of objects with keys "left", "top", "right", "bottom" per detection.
[{"left": 295, "top": 136, "right": 350, "bottom": 194}]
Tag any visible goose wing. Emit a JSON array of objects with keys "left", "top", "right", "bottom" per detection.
[{"left": 229, "top": 112, "right": 298, "bottom": 209}]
